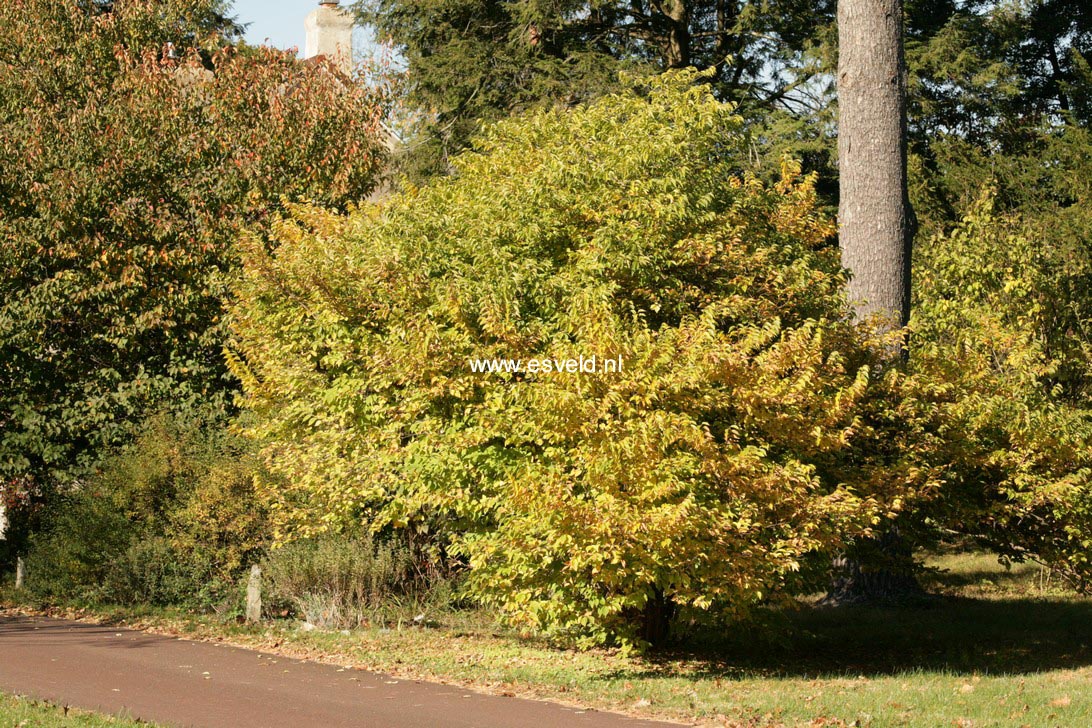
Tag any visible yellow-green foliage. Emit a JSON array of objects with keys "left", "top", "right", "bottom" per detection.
[
  {"left": 230, "top": 71, "right": 933, "bottom": 645},
  {"left": 912, "top": 197, "right": 1092, "bottom": 588}
]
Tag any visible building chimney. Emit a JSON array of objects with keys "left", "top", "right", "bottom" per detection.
[{"left": 305, "top": 1, "right": 354, "bottom": 75}]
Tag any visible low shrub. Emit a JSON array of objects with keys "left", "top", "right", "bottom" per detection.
[
  {"left": 22, "top": 486, "right": 134, "bottom": 602},
  {"left": 101, "top": 538, "right": 203, "bottom": 607},
  {"left": 22, "top": 409, "right": 269, "bottom": 608},
  {"left": 261, "top": 534, "right": 448, "bottom": 628}
]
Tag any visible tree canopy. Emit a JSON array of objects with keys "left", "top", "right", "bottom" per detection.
[
  {"left": 0, "top": 0, "right": 387, "bottom": 494},
  {"left": 353, "top": 0, "right": 837, "bottom": 179},
  {"left": 230, "top": 72, "right": 949, "bottom": 645}
]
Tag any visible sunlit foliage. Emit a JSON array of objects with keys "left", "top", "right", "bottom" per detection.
[
  {"left": 0, "top": 0, "right": 387, "bottom": 489},
  {"left": 231, "top": 71, "right": 934, "bottom": 645},
  {"left": 912, "top": 197, "right": 1092, "bottom": 590}
]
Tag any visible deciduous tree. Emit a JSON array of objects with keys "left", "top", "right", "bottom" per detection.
[
  {"left": 230, "top": 71, "right": 935, "bottom": 646},
  {"left": 0, "top": 0, "right": 386, "bottom": 497}
]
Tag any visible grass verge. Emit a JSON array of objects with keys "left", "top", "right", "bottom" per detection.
[{"left": 0, "top": 693, "right": 155, "bottom": 727}]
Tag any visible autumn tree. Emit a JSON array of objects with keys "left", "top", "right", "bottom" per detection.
[
  {"left": 229, "top": 72, "right": 938, "bottom": 646},
  {"left": 0, "top": 0, "right": 386, "bottom": 507}
]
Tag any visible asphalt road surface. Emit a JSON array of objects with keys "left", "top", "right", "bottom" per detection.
[{"left": 0, "top": 614, "right": 679, "bottom": 727}]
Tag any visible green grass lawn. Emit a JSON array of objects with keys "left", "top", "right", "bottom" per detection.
[
  {"left": 0, "top": 693, "right": 153, "bottom": 727},
  {"left": 5, "top": 551, "right": 1091, "bottom": 727}
]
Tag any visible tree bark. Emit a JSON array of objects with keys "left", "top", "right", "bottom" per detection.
[
  {"left": 632, "top": 586, "right": 675, "bottom": 647},
  {"left": 832, "top": 0, "right": 922, "bottom": 605},
  {"left": 837, "top": 0, "right": 914, "bottom": 329},
  {"left": 658, "top": 0, "right": 691, "bottom": 69},
  {"left": 820, "top": 528, "right": 928, "bottom": 606}
]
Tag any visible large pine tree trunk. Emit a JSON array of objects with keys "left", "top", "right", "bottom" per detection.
[
  {"left": 832, "top": 0, "right": 922, "bottom": 605},
  {"left": 837, "top": 0, "right": 914, "bottom": 329}
]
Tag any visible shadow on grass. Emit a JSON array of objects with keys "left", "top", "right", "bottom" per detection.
[
  {"left": 639, "top": 596, "right": 1092, "bottom": 680},
  {"left": 923, "top": 567, "right": 1050, "bottom": 591}
]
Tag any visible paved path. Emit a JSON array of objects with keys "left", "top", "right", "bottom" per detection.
[{"left": 0, "top": 614, "right": 678, "bottom": 727}]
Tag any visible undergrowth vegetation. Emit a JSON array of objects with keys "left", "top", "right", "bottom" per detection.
[
  {"left": 261, "top": 534, "right": 454, "bottom": 629},
  {"left": 22, "top": 410, "right": 267, "bottom": 611}
]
